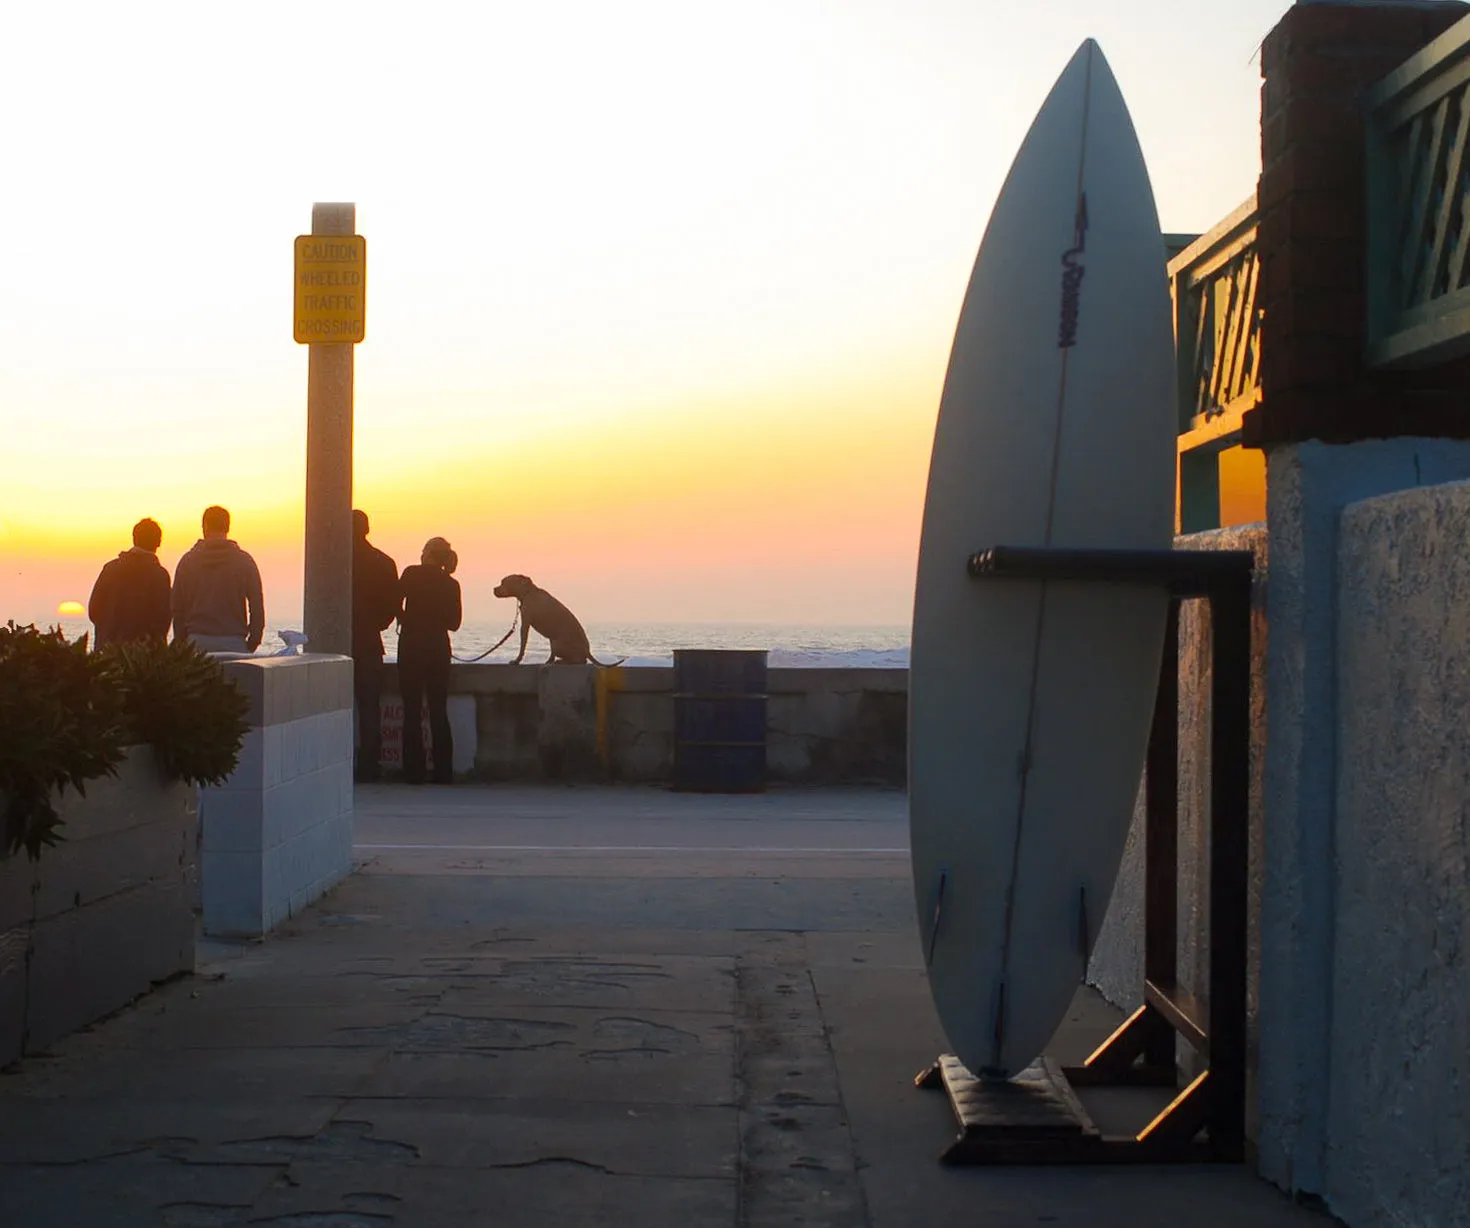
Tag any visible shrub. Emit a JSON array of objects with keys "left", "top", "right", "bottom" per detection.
[
  {"left": 1, "top": 627, "right": 251, "bottom": 862},
  {"left": 0, "top": 623, "right": 127, "bottom": 860},
  {"left": 102, "top": 639, "right": 250, "bottom": 786}
]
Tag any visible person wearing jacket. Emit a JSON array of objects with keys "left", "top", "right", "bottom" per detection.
[
  {"left": 351, "top": 509, "right": 400, "bottom": 781},
  {"left": 172, "top": 505, "right": 265, "bottom": 654},
  {"left": 396, "top": 536, "right": 461, "bottom": 784},
  {"left": 88, "top": 517, "right": 172, "bottom": 649}
]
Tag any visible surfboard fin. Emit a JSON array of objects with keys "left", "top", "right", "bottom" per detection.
[{"left": 924, "top": 867, "right": 949, "bottom": 967}]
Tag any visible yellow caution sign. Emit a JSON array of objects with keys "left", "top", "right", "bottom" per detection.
[{"left": 293, "top": 235, "right": 366, "bottom": 344}]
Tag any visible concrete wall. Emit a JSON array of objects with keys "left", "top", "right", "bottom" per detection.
[
  {"left": 199, "top": 654, "right": 355, "bottom": 938},
  {"left": 1088, "top": 527, "right": 1270, "bottom": 1108},
  {"left": 1258, "top": 439, "right": 1470, "bottom": 1197},
  {"left": 0, "top": 746, "right": 196, "bottom": 1066},
  {"left": 1327, "top": 480, "right": 1470, "bottom": 1228},
  {"left": 381, "top": 664, "right": 908, "bottom": 785}
]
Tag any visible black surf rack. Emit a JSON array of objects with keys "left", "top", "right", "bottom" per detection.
[{"left": 915, "top": 544, "right": 1255, "bottom": 1164}]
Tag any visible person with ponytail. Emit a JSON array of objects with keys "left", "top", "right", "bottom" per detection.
[{"left": 396, "top": 536, "right": 462, "bottom": 784}]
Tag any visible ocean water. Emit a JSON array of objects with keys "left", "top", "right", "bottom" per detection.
[
  {"left": 439, "top": 620, "right": 911, "bottom": 668},
  {"left": 45, "top": 616, "right": 911, "bottom": 669}
]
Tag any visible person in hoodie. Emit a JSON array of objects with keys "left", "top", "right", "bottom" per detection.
[
  {"left": 396, "top": 536, "right": 461, "bottom": 784},
  {"left": 172, "top": 505, "right": 266, "bottom": 654},
  {"left": 88, "top": 517, "right": 172, "bottom": 648}
]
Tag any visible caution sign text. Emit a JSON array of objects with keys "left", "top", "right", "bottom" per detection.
[{"left": 294, "top": 235, "right": 366, "bottom": 344}]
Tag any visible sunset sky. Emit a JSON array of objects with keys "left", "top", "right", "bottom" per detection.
[{"left": 2, "top": 0, "right": 1286, "bottom": 629}]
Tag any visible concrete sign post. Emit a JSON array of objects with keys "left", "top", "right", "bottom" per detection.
[{"left": 295, "top": 203, "right": 364, "bottom": 658}]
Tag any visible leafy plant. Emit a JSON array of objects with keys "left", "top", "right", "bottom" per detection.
[
  {"left": 0, "top": 622, "right": 127, "bottom": 860},
  {"left": 102, "top": 639, "right": 250, "bottom": 786}
]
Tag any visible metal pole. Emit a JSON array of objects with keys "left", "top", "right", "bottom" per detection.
[{"left": 303, "top": 202, "right": 355, "bottom": 657}]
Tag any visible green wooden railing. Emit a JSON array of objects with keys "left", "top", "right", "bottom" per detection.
[
  {"left": 1168, "top": 198, "right": 1265, "bottom": 532},
  {"left": 1367, "top": 12, "right": 1470, "bottom": 368}
]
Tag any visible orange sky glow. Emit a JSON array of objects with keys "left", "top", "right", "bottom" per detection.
[{"left": 2, "top": 1, "right": 1289, "bottom": 631}]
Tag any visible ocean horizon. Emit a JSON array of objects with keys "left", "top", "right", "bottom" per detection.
[{"left": 46, "top": 616, "right": 912, "bottom": 669}]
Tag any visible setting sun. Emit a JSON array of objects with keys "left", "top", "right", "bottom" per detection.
[{"left": 57, "top": 601, "right": 84, "bottom": 617}]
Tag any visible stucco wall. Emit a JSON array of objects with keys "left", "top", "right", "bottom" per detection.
[
  {"left": 1328, "top": 480, "right": 1470, "bottom": 1228},
  {"left": 1258, "top": 438, "right": 1470, "bottom": 1196}
]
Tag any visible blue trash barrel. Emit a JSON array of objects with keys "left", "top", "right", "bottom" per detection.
[{"left": 672, "top": 649, "right": 768, "bottom": 792}]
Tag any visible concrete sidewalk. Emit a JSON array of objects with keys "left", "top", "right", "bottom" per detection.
[{"left": 0, "top": 785, "right": 1330, "bottom": 1226}]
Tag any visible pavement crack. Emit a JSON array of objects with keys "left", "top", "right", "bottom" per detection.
[
  {"left": 486, "top": 1156, "right": 614, "bottom": 1174},
  {"left": 204, "top": 1121, "right": 418, "bottom": 1165},
  {"left": 581, "top": 1046, "right": 673, "bottom": 1061},
  {"left": 0, "top": 1145, "right": 154, "bottom": 1167}
]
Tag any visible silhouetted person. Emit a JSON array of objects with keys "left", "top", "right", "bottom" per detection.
[
  {"left": 351, "top": 509, "right": 400, "bottom": 782},
  {"left": 396, "top": 537, "right": 461, "bottom": 784},
  {"left": 172, "top": 505, "right": 265, "bottom": 654},
  {"left": 88, "top": 517, "right": 171, "bottom": 648}
]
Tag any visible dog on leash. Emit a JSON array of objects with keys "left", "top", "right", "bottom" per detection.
[{"left": 492, "top": 574, "right": 624, "bottom": 666}]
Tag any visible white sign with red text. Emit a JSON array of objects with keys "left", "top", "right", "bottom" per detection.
[{"left": 378, "top": 696, "right": 476, "bottom": 775}]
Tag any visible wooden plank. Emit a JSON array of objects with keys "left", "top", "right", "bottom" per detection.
[
  {"left": 1165, "top": 196, "right": 1257, "bottom": 281},
  {"left": 1178, "top": 409, "right": 1244, "bottom": 451},
  {"left": 1368, "top": 290, "right": 1470, "bottom": 368},
  {"left": 1191, "top": 287, "right": 1212, "bottom": 419},
  {"left": 1401, "top": 96, "right": 1451, "bottom": 305},
  {"left": 1172, "top": 270, "right": 1195, "bottom": 433},
  {"left": 1215, "top": 261, "right": 1249, "bottom": 407},
  {"left": 1181, "top": 224, "right": 1259, "bottom": 289},
  {"left": 1144, "top": 979, "right": 1209, "bottom": 1055},
  {"left": 1447, "top": 164, "right": 1470, "bottom": 297},
  {"left": 1208, "top": 574, "right": 1253, "bottom": 1161},
  {"left": 935, "top": 1054, "right": 1094, "bottom": 1139},
  {"left": 1209, "top": 278, "right": 1232, "bottom": 411},
  {"left": 1376, "top": 50, "right": 1470, "bottom": 133},
  {"left": 1136, "top": 1070, "right": 1211, "bottom": 1145},
  {"left": 1418, "top": 84, "right": 1470, "bottom": 305},
  {"left": 1391, "top": 111, "right": 1429, "bottom": 315},
  {"left": 1368, "top": 12, "right": 1470, "bottom": 111},
  {"left": 1367, "top": 85, "right": 1402, "bottom": 343},
  {"left": 1067, "top": 1003, "right": 1153, "bottom": 1081},
  {"left": 1227, "top": 253, "right": 1261, "bottom": 404}
]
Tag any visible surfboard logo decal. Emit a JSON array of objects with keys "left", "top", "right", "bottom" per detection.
[{"left": 1057, "top": 192, "right": 1088, "bottom": 349}]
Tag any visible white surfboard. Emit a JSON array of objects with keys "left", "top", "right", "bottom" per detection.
[{"left": 909, "top": 40, "right": 1175, "bottom": 1080}]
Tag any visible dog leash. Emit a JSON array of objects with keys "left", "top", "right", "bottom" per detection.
[{"left": 450, "top": 610, "right": 519, "bottom": 663}]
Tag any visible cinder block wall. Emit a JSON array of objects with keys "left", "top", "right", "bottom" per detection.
[
  {"left": 0, "top": 748, "right": 196, "bottom": 1066},
  {"left": 200, "top": 655, "right": 355, "bottom": 938}
]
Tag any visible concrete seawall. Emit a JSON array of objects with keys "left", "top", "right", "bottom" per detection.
[{"left": 381, "top": 665, "right": 908, "bottom": 786}]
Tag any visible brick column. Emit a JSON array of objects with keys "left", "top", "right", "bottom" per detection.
[{"left": 1246, "top": 0, "right": 1470, "bottom": 448}]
